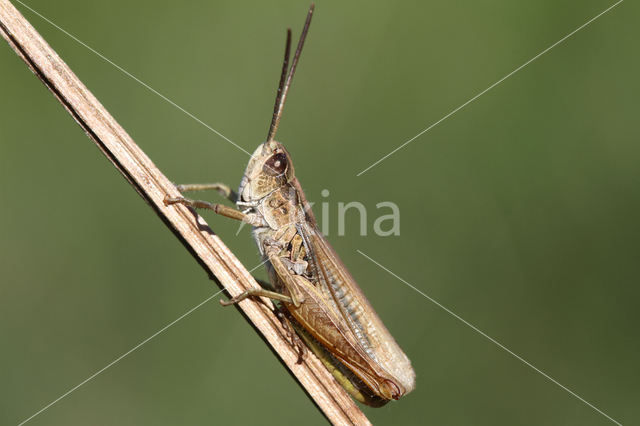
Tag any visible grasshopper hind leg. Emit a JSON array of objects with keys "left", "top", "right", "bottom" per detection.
[
  {"left": 219, "top": 285, "right": 307, "bottom": 363},
  {"left": 220, "top": 280, "right": 307, "bottom": 364},
  {"left": 219, "top": 288, "right": 294, "bottom": 306},
  {"left": 276, "top": 306, "right": 307, "bottom": 364},
  {"left": 293, "top": 322, "right": 389, "bottom": 407}
]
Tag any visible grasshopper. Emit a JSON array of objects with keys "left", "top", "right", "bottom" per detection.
[{"left": 165, "top": 4, "right": 415, "bottom": 406}]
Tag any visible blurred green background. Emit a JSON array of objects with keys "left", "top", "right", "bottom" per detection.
[{"left": 1, "top": 0, "right": 638, "bottom": 424}]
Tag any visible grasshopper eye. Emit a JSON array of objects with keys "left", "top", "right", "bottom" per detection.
[{"left": 264, "top": 153, "right": 288, "bottom": 176}]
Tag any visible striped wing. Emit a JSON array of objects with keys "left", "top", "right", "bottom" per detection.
[{"left": 298, "top": 223, "right": 416, "bottom": 395}]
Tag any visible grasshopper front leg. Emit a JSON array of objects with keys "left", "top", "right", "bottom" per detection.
[{"left": 174, "top": 182, "right": 238, "bottom": 203}]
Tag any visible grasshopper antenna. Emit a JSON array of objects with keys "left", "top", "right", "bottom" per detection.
[
  {"left": 267, "top": 29, "right": 292, "bottom": 142},
  {"left": 266, "top": 4, "right": 315, "bottom": 142}
]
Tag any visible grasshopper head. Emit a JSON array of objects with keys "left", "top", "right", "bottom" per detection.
[
  {"left": 238, "top": 5, "right": 313, "bottom": 203},
  {"left": 238, "top": 140, "right": 295, "bottom": 202}
]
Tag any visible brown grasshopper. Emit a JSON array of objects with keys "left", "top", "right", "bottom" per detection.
[{"left": 165, "top": 4, "right": 415, "bottom": 406}]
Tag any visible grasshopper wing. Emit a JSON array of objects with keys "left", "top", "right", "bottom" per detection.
[{"left": 298, "top": 224, "right": 416, "bottom": 397}]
